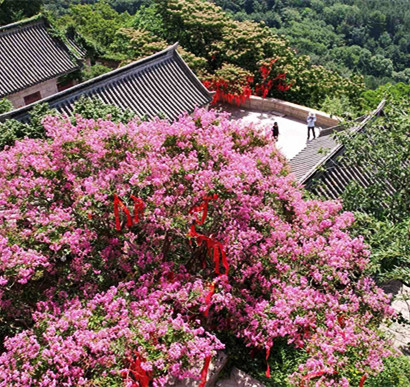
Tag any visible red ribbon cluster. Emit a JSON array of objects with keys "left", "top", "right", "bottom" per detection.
[
  {"left": 256, "top": 59, "right": 293, "bottom": 96},
  {"left": 188, "top": 194, "right": 229, "bottom": 277},
  {"left": 202, "top": 78, "right": 253, "bottom": 107},
  {"left": 188, "top": 194, "right": 229, "bottom": 319},
  {"left": 114, "top": 194, "right": 145, "bottom": 231},
  {"left": 121, "top": 352, "right": 152, "bottom": 387}
]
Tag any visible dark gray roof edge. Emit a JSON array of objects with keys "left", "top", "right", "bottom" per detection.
[
  {"left": 0, "top": 15, "right": 44, "bottom": 34},
  {"left": 0, "top": 43, "right": 212, "bottom": 122},
  {"left": 173, "top": 49, "right": 212, "bottom": 102},
  {"left": 299, "top": 99, "right": 386, "bottom": 184},
  {"left": 318, "top": 114, "right": 367, "bottom": 137}
]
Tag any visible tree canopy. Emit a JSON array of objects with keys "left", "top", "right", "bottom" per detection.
[
  {"left": 0, "top": 108, "right": 394, "bottom": 386},
  {"left": 214, "top": 0, "right": 410, "bottom": 88}
]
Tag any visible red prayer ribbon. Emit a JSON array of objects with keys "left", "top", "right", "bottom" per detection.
[
  {"left": 114, "top": 194, "right": 144, "bottom": 231},
  {"left": 130, "top": 195, "right": 145, "bottom": 223},
  {"left": 204, "top": 282, "right": 215, "bottom": 317},
  {"left": 266, "top": 346, "right": 271, "bottom": 378},
  {"left": 114, "top": 194, "right": 133, "bottom": 231},
  {"left": 189, "top": 194, "right": 217, "bottom": 225},
  {"left": 199, "top": 356, "right": 212, "bottom": 387},
  {"left": 188, "top": 195, "right": 229, "bottom": 277},
  {"left": 359, "top": 375, "right": 367, "bottom": 387},
  {"left": 188, "top": 194, "right": 229, "bottom": 317},
  {"left": 126, "top": 353, "right": 152, "bottom": 387}
]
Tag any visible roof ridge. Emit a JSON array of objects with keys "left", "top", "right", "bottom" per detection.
[
  {"left": 65, "top": 43, "right": 179, "bottom": 89},
  {"left": 23, "top": 43, "right": 179, "bottom": 105},
  {"left": 0, "top": 14, "right": 44, "bottom": 33},
  {"left": 0, "top": 42, "right": 210, "bottom": 124}
]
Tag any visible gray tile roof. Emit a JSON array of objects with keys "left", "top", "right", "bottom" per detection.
[
  {"left": 0, "top": 44, "right": 213, "bottom": 123},
  {"left": 0, "top": 16, "right": 80, "bottom": 98},
  {"left": 289, "top": 100, "right": 386, "bottom": 200},
  {"left": 289, "top": 132, "right": 339, "bottom": 182}
]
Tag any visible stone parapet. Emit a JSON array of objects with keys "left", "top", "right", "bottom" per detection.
[{"left": 237, "top": 96, "right": 340, "bottom": 128}]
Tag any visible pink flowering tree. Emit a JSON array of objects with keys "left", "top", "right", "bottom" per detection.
[{"left": 0, "top": 109, "right": 393, "bottom": 386}]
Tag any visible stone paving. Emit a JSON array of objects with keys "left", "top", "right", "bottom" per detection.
[{"left": 221, "top": 105, "right": 314, "bottom": 160}]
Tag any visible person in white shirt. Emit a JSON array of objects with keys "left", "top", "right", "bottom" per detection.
[{"left": 307, "top": 112, "right": 316, "bottom": 140}]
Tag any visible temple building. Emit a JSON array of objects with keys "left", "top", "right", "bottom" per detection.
[
  {"left": 0, "top": 43, "right": 212, "bottom": 123},
  {"left": 0, "top": 16, "right": 84, "bottom": 108}
]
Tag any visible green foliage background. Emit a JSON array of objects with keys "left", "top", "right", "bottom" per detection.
[{"left": 214, "top": 0, "right": 410, "bottom": 88}]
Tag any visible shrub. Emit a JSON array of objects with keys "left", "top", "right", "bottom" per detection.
[
  {"left": 0, "top": 109, "right": 394, "bottom": 385},
  {"left": 0, "top": 98, "right": 12, "bottom": 114}
]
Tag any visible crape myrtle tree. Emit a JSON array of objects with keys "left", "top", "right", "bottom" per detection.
[{"left": 0, "top": 108, "right": 394, "bottom": 386}]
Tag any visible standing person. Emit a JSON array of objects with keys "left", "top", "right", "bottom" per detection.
[
  {"left": 272, "top": 121, "right": 279, "bottom": 142},
  {"left": 307, "top": 112, "right": 316, "bottom": 140}
]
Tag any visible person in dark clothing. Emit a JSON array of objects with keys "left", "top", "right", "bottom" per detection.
[
  {"left": 272, "top": 121, "right": 279, "bottom": 142},
  {"left": 307, "top": 112, "right": 316, "bottom": 140}
]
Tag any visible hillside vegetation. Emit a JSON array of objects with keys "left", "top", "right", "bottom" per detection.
[{"left": 214, "top": 0, "right": 410, "bottom": 88}]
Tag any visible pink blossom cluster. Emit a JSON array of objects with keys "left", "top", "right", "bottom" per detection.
[
  {"left": 0, "top": 279, "right": 223, "bottom": 386},
  {"left": 0, "top": 109, "right": 394, "bottom": 385}
]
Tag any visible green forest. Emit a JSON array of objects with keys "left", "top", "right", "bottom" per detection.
[{"left": 214, "top": 0, "right": 410, "bottom": 88}]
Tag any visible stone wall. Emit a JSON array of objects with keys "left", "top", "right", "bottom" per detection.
[
  {"left": 7, "top": 78, "right": 59, "bottom": 109},
  {"left": 237, "top": 96, "right": 340, "bottom": 128}
]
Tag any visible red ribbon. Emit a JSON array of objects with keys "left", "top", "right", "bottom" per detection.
[
  {"left": 188, "top": 194, "right": 229, "bottom": 317},
  {"left": 204, "top": 282, "right": 215, "bottom": 317},
  {"left": 114, "top": 194, "right": 144, "bottom": 231},
  {"left": 114, "top": 194, "right": 133, "bottom": 231},
  {"left": 188, "top": 194, "right": 229, "bottom": 276},
  {"left": 190, "top": 194, "right": 217, "bottom": 225},
  {"left": 125, "top": 353, "right": 152, "bottom": 387},
  {"left": 266, "top": 347, "right": 271, "bottom": 378},
  {"left": 130, "top": 195, "right": 145, "bottom": 223},
  {"left": 199, "top": 356, "right": 212, "bottom": 387},
  {"left": 359, "top": 375, "right": 367, "bottom": 387},
  {"left": 188, "top": 226, "right": 228, "bottom": 276}
]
